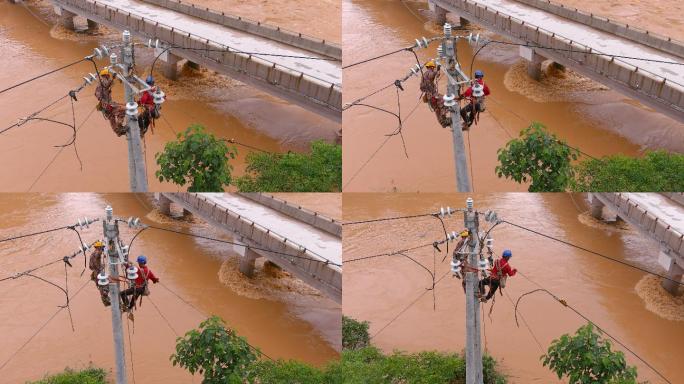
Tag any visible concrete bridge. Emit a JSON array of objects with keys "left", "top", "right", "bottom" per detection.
[
  {"left": 428, "top": 0, "right": 684, "bottom": 123},
  {"left": 589, "top": 193, "right": 684, "bottom": 295},
  {"left": 157, "top": 193, "right": 342, "bottom": 303},
  {"left": 49, "top": 0, "right": 342, "bottom": 122}
]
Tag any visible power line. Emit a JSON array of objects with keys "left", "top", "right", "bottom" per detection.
[
  {"left": 144, "top": 225, "right": 341, "bottom": 267},
  {"left": 371, "top": 269, "right": 451, "bottom": 339},
  {"left": 0, "top": 278, "right": 90, "bottom": 372},
  {"left": 343, "top": 47, "right": 412, "bottom": 69},
  {"left": 345, "top": 241, "right": 436, "bottom": 263},
  {"left": 0, "top": 224, "right": 77, "bottom": 244},
  {"left": 514, "top": 273, "right": 672, "bottom": 384},
  {"left": 157, "top": 280, "right": 274, "bottom": 361},
  {"left": 0, "top": 57, "right": 89, "bottom": 96},
  {"left": 501, "top": 220, "right": 684, "bottom": 287},
  {"left": 343, "top": 213, "right": 437, "bottom": 226}
]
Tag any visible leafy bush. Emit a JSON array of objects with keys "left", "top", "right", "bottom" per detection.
[
  {"left": 342, "top": 316, "right": 370, "bottom": 351},
  {"left": 573, "top": 150, "right": 684, "bottom": 192},
  {"left": 496, "top": 122, "right": 578, "bottom": 192},
  {"left": 235, "top": 140, "right": 341, "bottom": 192},
  {"left": 155, "top": 124, "right": 236, "bottom": 192},
  {"left": 171, "top": 316, "right": 258, "bottom": 383},
  {"left": 28, "top": 367, "right": 107, "bottom": 384},
  {"left": 542, "top": 323, "right": 638, "bottom": 384},
  {"left": 248, "top": 360, "right": 326, "bottom": 384}
]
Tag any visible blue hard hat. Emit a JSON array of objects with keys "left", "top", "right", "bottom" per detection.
[
  {"left": 502, "top": 249, "right": 512, "bottom": 258},
  {"left": 146, "top": 75, "right": 155, "bottom": 85},
  {"left": 474, "top": 70, "right": 484, "bottom": 78},
  {"left": 137, "top": 255, "right": 147, "bottom": 264}
]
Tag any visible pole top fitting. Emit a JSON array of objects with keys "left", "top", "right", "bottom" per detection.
[
  {"left": 443, "top": 93, "right": 456, "bottom": 107},
  {"left": 105, "top": 205, "right": 113, "bottom": 221},
  {"left": 125, "top": 102, "right": 139, "bottom": 117},
  {"left": 444, "top": 23, "right": 452, "bottom": 37},
  {"left": 123, "top": 30, "right": 131, "bottom": 43},
  {"left": 466, "top": 197, "right": 474, "bottom": 210}
]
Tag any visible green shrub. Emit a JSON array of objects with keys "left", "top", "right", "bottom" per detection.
[
  {"left": 28, "top": 367, "right": 107, "bottom": 384},
  {"left": 342, "top": 316, "right": 370, "bottom": 351}
]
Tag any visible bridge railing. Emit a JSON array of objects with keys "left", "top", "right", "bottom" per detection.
[
  {"left": 599, "top": 193, "right": 684, "bottom": 256},
  {"left": 57, "top": 0, "right": 342, "bottom": 113},
  {"left": 513, "top": 0, "right": 684, "bottom": 59},
  {"left": 439, "top": 0, "right": 684, "bottom": 114},
  {"left": 138, "top": 0, "right": 341, "bottom": 60}
]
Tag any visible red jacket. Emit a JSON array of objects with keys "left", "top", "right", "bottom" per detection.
[
  {"left": 140, "top": 90, "right": 155, "bottom": 109},
  {"left": 463, "top": 78, "right": 490, "bottom": 98},
  {"left": 490, "top": 258, "right": 516, "bottom": 280},
  {"left": 135, "top": 265, "right": 158, "bottom": 288}
]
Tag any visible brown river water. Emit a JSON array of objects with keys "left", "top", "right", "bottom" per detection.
[
  {"left": 0, "top": 1, "right": 339, "bottom": 192},
  {"left": 342, "top": 0, "right": 684, "bottom": 192},
  {"left": 0, "top": 193, "right": 340, "bottom": 383},
  {"left": 343, "top": 193, "right": 684, "bottom": 383}
]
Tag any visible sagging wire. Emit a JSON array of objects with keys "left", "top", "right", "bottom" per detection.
[
  {"left": 514, "top": 283, "right": 672, "bottom": 384},
  {"left": 0, "top": 278, "right": 90, "bottom": 372}
]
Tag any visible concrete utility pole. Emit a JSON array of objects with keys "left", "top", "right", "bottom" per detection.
[
  {"left": 439, "top": 23, "right": 472, "bottom": 192},
  {"left": 463, "top": 197, "right": 482, "bottom": 384},
  {"left": 102, "top": 205, "right": 128, "bottom": 384},
  {"left": 119, "top": 30, "right": 148, "bottom": 192}
]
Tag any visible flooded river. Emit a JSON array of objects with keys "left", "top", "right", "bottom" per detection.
[
  {"left": 343, "top": 193, "right": 684, "bottom": 383},
  {"left": 0, "top": 193, "right": 340, "bottom": 383},
  {"left": 0, "top": 2, "right": 339, "bottom": 192},
  {"left": 342, "top": 0, "right": 684, "bottom": 192}
]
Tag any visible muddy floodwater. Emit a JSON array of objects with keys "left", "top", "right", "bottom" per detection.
[
  {"left": 0, "top": 2, "right": 339, "bottom": 192},
  {"left": 0, "top": 194, "right": 340, "bottom": 383},
  {"left": 342, "top": 0, "right": 684, "bottom": 192},
  {"left": 343, "top": 193, "right": 684, "bottom": 383}
]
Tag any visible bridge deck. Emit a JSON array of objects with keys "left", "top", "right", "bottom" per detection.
[
  {"left": 203, "top": 193, "right": 341, "bottom": 266},
  {"left": 97, "top": 0, "right": 340, "bottom": 86},
  {"left": 623, "top": 193, "right": 684, "bottom": 235},
  {"left": 474, "top": 0, "right": 684, "bottom": 86}
]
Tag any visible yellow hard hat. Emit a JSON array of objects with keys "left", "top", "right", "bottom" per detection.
[
  {"left": 459, "top": 230, "right": 469, "bottom": 238},
  {"left": 99, "top": 68, "right": 110, "bottom": 77},
  {"left": 425, "top": 60, "right": 436, "bottom": 68},
  {"left": 94, "top": 240, "right": 105, "bottom": 248}
]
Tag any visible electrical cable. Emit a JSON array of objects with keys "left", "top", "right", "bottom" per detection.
[
  {"left": 343, "top": 47, "right": 411, "bottom": 70},
  {"left": 343, "top": 213, "right": 437, "bottom": 225},
  {"left": 0, "top": 224, "right": 75, "bottom": 244},
  {"left": 345, "top": 241, "right": 435, "bottom": 263},
  {"left": 514, "top": 274, "right": 672, "bottom": 384},
  {"left": 0, "top": 278, "right": 90, "bottom": 372},
  {"left": 501, "top": 220, "right": 684, "bottom": 287},
  {"left": 157, "top": 281, "right": 274, "bottom": 361},
  {"left": 371, "top": 269, "right": 451, "bottom": 340},
  {"left": 0, "top": 57, "right": 88, "bottom": 95},
  {"left": 144, "top": 225, "right": 341, "bottom": 267}
]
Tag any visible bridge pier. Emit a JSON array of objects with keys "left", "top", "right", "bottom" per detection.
[
  {"left": 154, "top": 48, "right": 181, "bottom": 81},
  {"left": 589, "top": 196, "right": 605, "bottom": 220},
  {"left": 157, "top": 193, "right": 173, "bottom": 216},
  {"left": 234, "top": 242, "right": 261, "bottom": 278},
  {"left": 54, "top": 7, "right": 77, "bottom": 31},
  {"left": 428, "top": 1, "right": 447, "bottom": 25},
  {"left": 659, "top": 251, "right": 683, "bottom": 295},
  {"left": 520, "top": 46, "right": 545, "bottom": 81},
  {"left": 87, "top": 19, "right": 99, "bottom": 32}
]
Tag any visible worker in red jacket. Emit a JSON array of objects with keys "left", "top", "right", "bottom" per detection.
[
  {"left": 478, "top": 249, "right": 516, "bottom": 302},
  {"left": 121, "top": 254, "right": 159, "bottom": 311},
  {"left": 460, "top": 70, "right": 491, "bottom": 128}
]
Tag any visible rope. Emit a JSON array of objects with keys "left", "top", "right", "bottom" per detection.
[
  {"left": 503, "top": 288, "right": 543, "bottom": 352},
  {"left": 0, "top": 278, "right": 90, "bottom": 372},
  {"left": 125, "top": 316, "right": 137, "bottom": 384},
  {"left": 147, "top": 295, "right": 179, "bottom": 337},
  {"left": 502, "top": 220, "right": 684, "bottom": 287}
]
